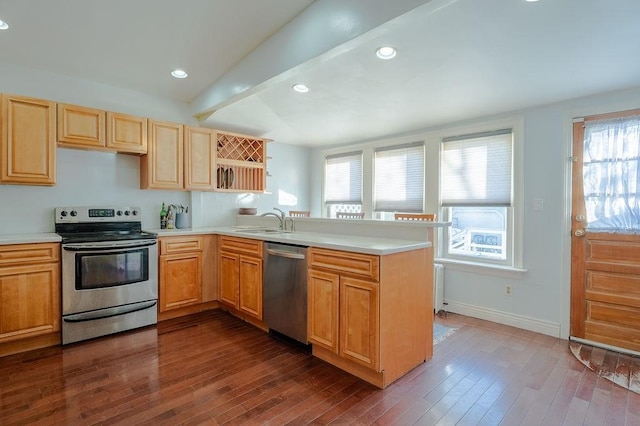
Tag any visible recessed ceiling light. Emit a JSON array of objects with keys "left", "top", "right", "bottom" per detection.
[
  {"left": 376, "top": 46, "right": 397, "bottom": 60},
  {"left": 524, "top": 0, "right": 540, "bottom": 2},
  {"left": 171, "top": 69, "right": 188, "bottom": 79},
  {"left": 0, "top": 19, "right": 9, "bottom": 30},
  {"left": 292, "top": 83, "right": 309, "bottom": 93}
]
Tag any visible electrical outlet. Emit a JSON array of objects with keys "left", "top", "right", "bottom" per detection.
[{"left": 505, "top": 285, "right": 512, "bottom": 296}]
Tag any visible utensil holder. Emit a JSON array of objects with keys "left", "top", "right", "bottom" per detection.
[{"left": 175, "top": 213, "right": 189, "bottom": 229}]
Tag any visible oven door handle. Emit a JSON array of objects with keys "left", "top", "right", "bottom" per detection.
[{"left": 62, "top": 239, "right": 158, "bottom": 251}]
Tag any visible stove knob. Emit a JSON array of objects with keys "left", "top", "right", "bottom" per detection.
[
  {"left": 116, "top": 210, "right": 123, "bottom": 216},
  {"left": 70, "top": 210, "right": 77, "bottom": 217},
  {"left": 131, "top": 210, "right": 139, "bottom": 216},
  {"left": 60, "top": 210, "right": 68, "bottom": 217},
  {"left": 124, "top": 210, "right": 130, "bottom": 216}
]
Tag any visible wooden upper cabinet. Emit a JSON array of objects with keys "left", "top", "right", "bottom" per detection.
[
  {"left": 140, "top": 119, "right": 183, "bottom": 189},
  {"left": 184, "top": 126, "right": 215, "bottom": 190},
  {"left": 106, "top": 112, "right": 147, "bottom": 154},
  {"left": 1, "top": 94, "right": 56, "bottom": 185},
  {"left": 57, "top": 103, "right": 105, "bottom": 149}
]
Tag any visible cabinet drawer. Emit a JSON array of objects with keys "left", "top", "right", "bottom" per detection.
[
  {"left": 309, "top": 248, "right": 379, "bottom": 281},
  {"left": 219, "top": 236, "right": 263, "bottom": 257},
  {"left": 0, "top": 243, "right": 60, "bottom": 266},
  {"left": 160, "top": 236, "right": 203, "bottom": 254}
]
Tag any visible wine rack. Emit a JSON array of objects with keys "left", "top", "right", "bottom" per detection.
[{"left": 215, "top": 131, "right": 266, "bottom": 192}]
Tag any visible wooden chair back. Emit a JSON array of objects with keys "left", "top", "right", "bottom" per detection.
[
  {"left": 336, "top": 212, "right": 365, "bottom": 219},
  {"left": 289, "top": 210, "right": 310, "bottom": 217},
  {"left": 394, "top": 213, "right": 437, "bottom": 222}
]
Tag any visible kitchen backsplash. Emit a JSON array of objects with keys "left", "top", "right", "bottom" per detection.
[{"left": 0, "top": 140, "right": 311, "bottom": 234}]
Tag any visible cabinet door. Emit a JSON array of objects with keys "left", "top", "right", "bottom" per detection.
[
  {"left": 201, "top": 235, "right": 218, "bottom": 302},
  {"left": 106, "top": 112, "right": 147, "bottom": 154},
  {"left": 308, "top": 269, "right": 339, "bottom": 353},
  {"left": 184, "top": 126, "right": 215, "bottom": 191},
  {"left": 239, "top": 255, "right": 262, "bottom": 320},
  {"left": 159, "top": 252, "right": 202, "bottom": 312},
  {"left": 141, "top": 120, "right": 184, "bottom": 189},
  {"left": 339, "top": 276, "right": 379, "bottom": 370},
  {"left": 1, "top": 94, "right": 56, "bottom": 185},
  {"left": 219, "top": 251, "right": 239, "bottom": 308},
  {"left": 57, "top": 103, "right": 105, "bottom": 149},
  {"left": 0, "top": 263, "right": 60, "bottom": 343}
]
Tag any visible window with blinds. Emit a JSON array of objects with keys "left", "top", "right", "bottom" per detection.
[
  {"left": 441, "top": 129, "right": 513, "bottom": 262},
  {"left": 324, "top": 151, "right": 363, "bottom": 206},
  {"left": 374, "top": 142, "right": 425, "bottom": 213},
  {"left": 441, "top": 129, "right": 513, "bottom": 206}
]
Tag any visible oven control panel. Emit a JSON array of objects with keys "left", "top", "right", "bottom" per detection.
[{"left": 55, "top": 206, "right": 141, "bottom": 223}]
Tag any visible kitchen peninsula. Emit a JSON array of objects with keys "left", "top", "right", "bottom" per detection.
[{"left": 154, "top": 221, "right": 441, "bottom": 388}]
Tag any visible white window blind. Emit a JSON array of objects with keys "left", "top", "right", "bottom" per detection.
[
  {"left": 374, "top": 142, "right": 425, "bottom": 212},
  {"left": 441, "top": 129, "right": 513, "bottom": 207},
  {"left": 325, "top": 151, "right": 363, "bottom": 204}
]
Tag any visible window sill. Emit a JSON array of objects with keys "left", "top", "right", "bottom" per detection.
[{"left": 434, "top": 258, "right": 527, "bottom": 279}]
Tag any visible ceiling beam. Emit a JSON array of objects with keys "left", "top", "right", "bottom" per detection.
[{"left": 190, "top": 0, "right": 436, "bottom": 121}]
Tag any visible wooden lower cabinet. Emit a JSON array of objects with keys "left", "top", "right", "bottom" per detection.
[
  {"left": 308, "top": 246, "right": 432, "bottom": 389},
  {"left": 159, "top": 236, "right": 202, "bottom": 314},
  {"left": 0, "top": 243, "right": 61, "bottom": 356},
  {"left": 339, "top": 276, "right": 379, "bottom": 370},
  {"left": 308, "top": 269, "right": 339, "bottom": 352},
  {"left": 158, "top": 235, "right": 218, "bottom": 321},
  {"left": 159, "top": 252, "right": 202, "bottom": 312},
  {"left": 219, "top": 251, "right": 240, "bottom": 306},
  {"left": 218, "top": 236, "right": 263, "bottom": 321}
]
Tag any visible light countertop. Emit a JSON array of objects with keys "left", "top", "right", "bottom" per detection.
[
  {"left": 150, "top": 226, "right": 431, "bottom": 256},
  {"left": 0, "top": 227, "right": 432, "bottom": 256},
  {"left": 0, "top": 233, "right": 62, "bottom": 245}
]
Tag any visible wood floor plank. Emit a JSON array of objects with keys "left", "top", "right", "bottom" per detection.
[{"left": 2, "top": 310, "right": 640, "bottom": 426}]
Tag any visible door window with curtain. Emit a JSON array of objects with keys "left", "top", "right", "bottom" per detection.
[
  {"left": 570, "top": 110, "right": 640, "bottom": 353},
  {"left": 374, "top": 142, "right": 425, "bottom": 220},
  {"left": 582, "top": 115, "right": 640, "bottom": 232},
  {"left": 324, "top": 151, "right": 363, "bottom": 218},
  {"left": 441, "top": 129, "right": 513, "bottom": 263}
]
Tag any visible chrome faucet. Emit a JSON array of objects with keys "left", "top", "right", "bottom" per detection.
[{"left": 260, "top": 207, "right": 286, "bottom": 229}]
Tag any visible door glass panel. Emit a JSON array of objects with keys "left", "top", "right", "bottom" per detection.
[{"left": 583, "top": 116, "right": 640, "bottom": 232}]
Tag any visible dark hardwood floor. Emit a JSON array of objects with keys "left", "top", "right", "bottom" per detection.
[{"left": 2, "top": 310, "right": 639, "bottom": 425}]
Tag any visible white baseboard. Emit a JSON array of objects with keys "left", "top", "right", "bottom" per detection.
[{"left": 443, "top": 300, "right": 561, "bottom": 338}]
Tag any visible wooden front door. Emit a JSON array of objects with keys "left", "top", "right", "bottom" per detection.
[{"left": 571, "top": 109, "right": 640, "bottom": 352}]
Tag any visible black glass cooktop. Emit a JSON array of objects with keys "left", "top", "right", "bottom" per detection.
[{"left": 55, "top": 221, "right": 157, "bottom": 244}]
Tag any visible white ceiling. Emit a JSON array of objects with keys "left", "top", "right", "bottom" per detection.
[{"left": 1, "top": 0, "right": 640, "bottom": 147}]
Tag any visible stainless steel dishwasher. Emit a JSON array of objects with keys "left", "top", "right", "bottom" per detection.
[{"left": 263, "top": 242, "right": 309, "bottom": 344}]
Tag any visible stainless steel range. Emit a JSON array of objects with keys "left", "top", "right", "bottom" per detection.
[{"left": 55, "top": 206, "right": 158, "bottom": 345}]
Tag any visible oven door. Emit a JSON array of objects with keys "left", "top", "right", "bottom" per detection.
[{"left": 61, "top": 239, "right": 158, "bottom": 316}]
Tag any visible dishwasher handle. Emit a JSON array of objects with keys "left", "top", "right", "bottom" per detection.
[{"left": 266, "top": 248, "right": 306, "bottom": 260}]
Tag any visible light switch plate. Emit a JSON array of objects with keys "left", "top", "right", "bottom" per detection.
[{"left": 533, "top": 198, "right": 544, "bottom": 211}]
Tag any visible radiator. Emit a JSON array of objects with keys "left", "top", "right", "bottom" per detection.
[{"left": 434, "top": 263, "right": 445, "bottom": 314}]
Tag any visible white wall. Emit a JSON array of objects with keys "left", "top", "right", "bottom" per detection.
[
  {"left": 0, "top": 64, "right": 311, "bottom": 233},
  {"left": 309, "top": 87, "right": 640, "bottom": 339}
]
